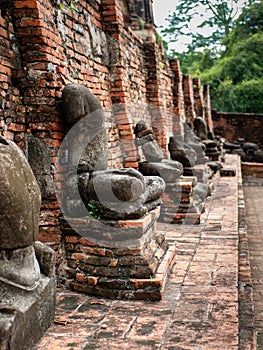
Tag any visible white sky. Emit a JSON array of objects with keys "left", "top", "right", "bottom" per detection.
[
  {"left": 152, "top": 0, "right": 190, "bottom": 52},
  {"left": 152, "top": 0, "right": 177, "bottom": 28}
]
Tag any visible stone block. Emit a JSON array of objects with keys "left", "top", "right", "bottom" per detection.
[
  {"left": 0, "top": 271, "right": 56, "bottom": 350},
  {"left": 220, "top": 168, "right": 236, "bottom": 177}
]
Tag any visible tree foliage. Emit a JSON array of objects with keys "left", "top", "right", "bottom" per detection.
[
  {"left": 201, "top": 32, "right": 263, "bottom": 112},
  {"left": 200, "top": 0, "right": 263, "bottom": 112},
  {"left": 162, "top": 0, "right": 263, "bottom": 113},
  {"left": 162, "top": 0, "right": 250, "bottom": 52}
]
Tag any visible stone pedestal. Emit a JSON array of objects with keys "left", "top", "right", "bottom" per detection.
[
  {"left": 160, "top": 177, "right": 201, "bottom": 225},
  {"left": 0, "top": 242, "right": 56, "bottom": 350},
  {"left": 191, "top": 164, "right": 213, "bottom": 182},
  {"left": 60, "top": 208, "right": 176, "bottom": 300}
]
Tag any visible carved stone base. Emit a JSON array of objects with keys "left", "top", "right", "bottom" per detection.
[
  {"left": 60, "top": 208, "right": 176, "bottom": 300},
  {"left": 0, "top": 242, "right": 56, "bottom": 350}
]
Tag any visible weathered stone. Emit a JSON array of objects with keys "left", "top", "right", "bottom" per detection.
[
  {"left": 0, "top": 135, "right": 41, "bottom": 249},
  {"left": 168, "top": 136, "right": 197, "bottom": 168},
  {"left": 61, "top": 84, "right": 108, "bottom": 217},
  {"left": 34, "top": 241, "right": 56, "bottom": 278},
  {"left": 62, "top": 83, "right": 108, "bottom": 172},
  {"left": 134, "top": 119, "right": 163, "bottom": 162},
  {"left": 0, "top": 135, "right": 56, "bottom": 350},
  {"left": 242, "top": 142, "right": 259, "bottom": 152},
  {"left": 193, "top": 182, "right": 210, "bottom": 201},
  {"left": 134, "top": 119, "right": 148, "bottom": 136},
  {"left": 202, "top": 139, "right": 218, "bottom": 149},
  {"left": 0, "top": 273, "right": 56, "bottom": 350},
  {"left": 220, "top": 168, "right": 236, "bottom": 177},
  {"left": 145, "top": 176, "right": 166, "bottom": 202},
  {"left": 184, "top": 125, "right": 206, "bottom": 158},
  {"left": 141, "top": 140, "right": 163, "bottom": 162},
  {"left": 0, "top": 246, "right": 40, "bottom": 290},
  {"left": 186, "top": 141, "right": 206, "bottom": 158},
  {"left": 207, "top": 161, "right": 223, "bottom": 173},
  {"left": 145, "top": 198, "right": 162, "bottom": 212},
  {"left": 88, "top": 168, "right": 146, "bottom": 202},
  {"left": 87, "top": 168, "right": 164, "bottom": 220},
  {"left": 194, "top": 116, "right": 208, "bottom": 140},
  {"left": 89, "top": 198, "right": 147, "bottom": 220},
  {"left": 62, "top": 83, "right": 104, "bottom": 125},
  {"left": 139, "top": 161, "right": 182, "bottom": 182},
  {"left": 254, "top": 149, "right": 263, "bottom": 163},
  {"left": 24, "top": 135, "right": 55, "bottom": 199}
]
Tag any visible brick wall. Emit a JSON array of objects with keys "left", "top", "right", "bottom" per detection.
[
  {"left": 0, "top": 0, "right": 210, "bottom": 265},
  {"left": 183, "top": 74, "right": 196, "bottom": 126},
  {"left": 213, "top": 111, "right": 263, "bottom": 148}
]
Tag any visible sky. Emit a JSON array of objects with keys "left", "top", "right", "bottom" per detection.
[
  {"left": 152, "top": 0, "right": 177, "bottom": 28},
  {"left": 152, "top": 0, "right": 182, "bottom": 51},
  {"left": 152, "top": 0, "right": 191, "bottom": 52}
]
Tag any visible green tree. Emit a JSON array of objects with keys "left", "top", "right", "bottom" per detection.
[
  {"left": 212, "top": 78, "right": 263, "bottom": 113},
  {"left": 199, "top": 0, "right": 263, "bottom": 113},
  {"left": 227, "top": 0, "right": 263, "bottom": 44},
  {"left": 161, "top": 0, "right": 263, "bottom": 113},
  {"left": 162, "top": 0, "right": 251, "bottom": 52},
  {"left": 200, "top": 32, "right": 263, "bottom": 112}
]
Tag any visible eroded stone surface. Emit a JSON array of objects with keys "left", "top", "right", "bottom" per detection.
[
  {"left": 87, "top": 169, "right": 165, "bottom": 220},
  {"left": 62, "top": 83, "right": 108, "bottom": 172},
  {"left": 168, "top": 136, "right": 197, "bottom": 168},
  {"left": 24, "top": 135, "right": 55, "bottom": 199},
  {"left": 0, "top": 135, "right": 56, "bottom": 350},
  {"left": 0, "top": 135, "right": 41, "bottom": 249}
]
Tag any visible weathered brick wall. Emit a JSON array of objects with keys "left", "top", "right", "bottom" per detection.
[
  {"left": 213, "top": 111, "right": 263, "bottom": 148},
  {"left": 0, "top": 0, "right": 210, "bottom": 266},
  {"left": 193, "top": 78, "right": 204, "bottom": 119},
  {"left": 203, "top": 85, "right": 213, "bottom": 133},
  {"left": 183, "top": 74, "right": 196, "bottom": 127},
  {"left": 170, "top": 59, "right": 185, "bottom": 137},
  {"left": 0, "top": 6, "right": 25, "bottom": 143}
]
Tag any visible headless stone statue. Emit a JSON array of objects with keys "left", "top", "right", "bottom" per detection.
[
  {"left": 62, "top": 83, "right": 108, "bottom": 173},
  {"left": 0, "top": 135, "right": 56, "bottom": 349},
  {"left": 61, "top": 84, "right": 108, "bottom": 216},
  {"left": 0, "top": 135, "right": 41, "bottom": 290},
  {"left": 24, "top": 134, "right": 55, "bottom": 199},
  {"left": 134, "top": 120, "right": 183, "bottom": 182},
  {"left": 87, "top": 168, "right": 165, "bottom": 220},
  {"left": 61, "top": 85, "right": 165, "bottom": 220},
  {"left": 168, "top": 136, "right": 197, "bottom": 168},
  {"left": 194, "top": 116, "right": 208, "bottom": 140},
  {"left": 134, "top": 119, "right": 163, "bottom": 162},
  {"left": 184, "top": 123, "right": 206, "bottom": 158}
]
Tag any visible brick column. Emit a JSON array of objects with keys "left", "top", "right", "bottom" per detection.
[
  {"left": 170, "top": 60, "right": 185, "bottom": 137},
  {"left": 0, "top": 4, "right": 25, "bottom": 143},
  {"left": 11, "top": 0, "right": 68, "bottom": 258},
  {"left": 193, "top": 77, "right": 204, "bottom": 119},
  {"left": 203, "top": 84, "right": 214, "bottom": 133},
  {"left": 102, "top": 0, "right": 139, "bottom": 168},
  {"left": 183, "top": 74, "right": 196, "bottom": 126},
  {"left": 144, "top": 42, "right": 168, "bottom": 156}
]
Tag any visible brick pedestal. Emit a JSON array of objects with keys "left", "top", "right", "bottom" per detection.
[
  {"left": 160, "top": 177, "right": 201, "bottom": 224},
  {"left": 59, "top": 208, "right": 176, "bottom": 300}
]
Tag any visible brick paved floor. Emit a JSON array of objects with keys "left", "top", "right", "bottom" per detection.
[
  {"left": 244, "top": 185, "right": 263, "bottom": 350},
  {"left": 34, "top": 155, "right": 250, "bottom": 350}
]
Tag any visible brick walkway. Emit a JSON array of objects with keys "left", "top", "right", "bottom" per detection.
[
  {"left": 34, "top": 155, "right": 253, "bottom": 350},
  {"left": 243, "top": 185, "right": 263, "bottom": 349}
]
